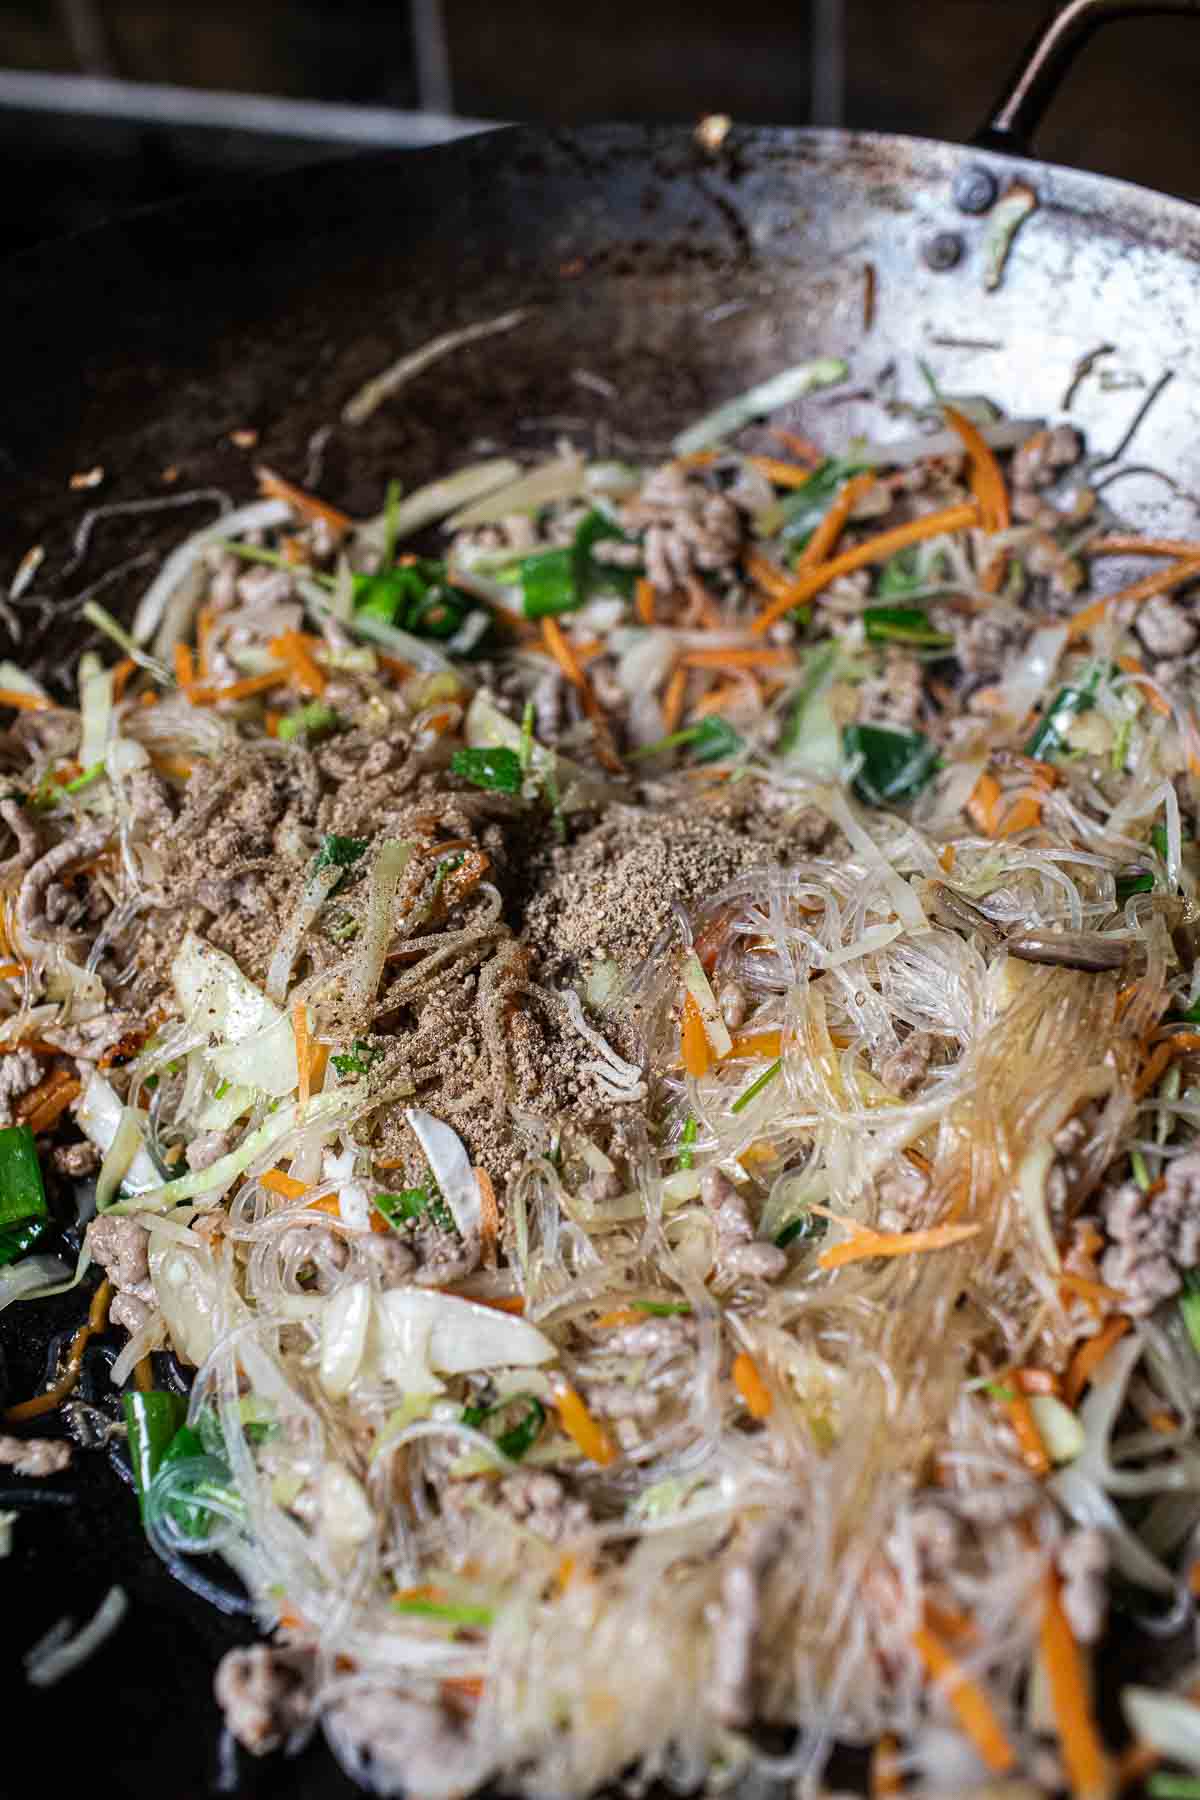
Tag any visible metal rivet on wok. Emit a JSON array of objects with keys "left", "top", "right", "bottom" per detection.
[
  {"left": 922, "top": 230, "right": 964, "bottom": 271},
  {"left": 952, "top": 163, "right": 998, "bottom": 215}
]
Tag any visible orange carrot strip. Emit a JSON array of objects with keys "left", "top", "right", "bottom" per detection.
[
  {"left": 256, "top": 464, "right": 352, "bottom": 537},
  {"left": 14, "top": 1067, "right": 74, "bottom": 1123},
  {"left": 939, "top": 843, "right": 956, "bottom": 872},
  {"left": 744, "top": 548, "right": 799, "bottom": 604},
  {"left": 293, "top": 1003, "right": 312, "bottom": 1106},
  {"left": 376, "top": 653, "right": 415, "bottom": 681},
  {"left": 725, "top": 1030, "right": 783, "bottom": 1061},
  {"left": 1136, "top": 1032, "right": 1200, "bottom": 1100},
  {"left": 751, "top": 501, "right": 981, "bottom": 635},
  {"left": 1064, "top": 1317, "right": 1130, "bottom": 1406},
  {"left": 732, "top": 1350, "right": 772, "bottom": 1420},
  {"left": 681, "top": 991, "right": 711, "bottom": 1077},
  {"left": 553, "top": 1384, "right": 616, "bottom": 1466},
  {"left": 23, "top": 1076, "right": 82, "bottom": 1136},
  {"left": 661, "top": 664, "right": 688, "bottom": 735},
  {"left": 1040, "top": 1570, "right": 1112, "bottom": 1800},
  {"left": 1002, "top": 1391, "right": 1051, "bottom": 1477},
  {"left": 0, "top": 962, "right": 21, "bottom": 980},
  {"left": 684, "top": 575, "right": 724, "bottom": 628},
  {"left": 0, "top": 688, "right": 52, "bottom": 712},
  {"left": 270, "top": 631, "right": 327, "bottom": 698},
  {"left": 966, "top": 770, "right": 1001, "bottom": 836},
  {"left": 690, "top": 677, "right": 758, "bottom": 721},
  {"left": 150, "top": 753, "right": 194, "bottom": 782},
  {"left": 797, "top": 472, "right": 877, "bottom": 571},
  {"left": 173, "top": 642, "right": 195, "bottom": 688},
  {"left": 595, "top": 1308, "right": 646, "bottom": 1329},
  {"left": 475, "top": 1166, "right": 500, "bottom": 1264},
  {"left": 456, "top": 1292, "right": 525, "bottom": 1315},
  {"left": 911, "top": 1622, "right": 1015, "bottom": 1776},
  {"left": 1149, "top": 1409, "right": 1178, "bottom": 1434},
  {"left": 681, "top": 647, "right": 795, "bottom": 671},
  {"left": 998, "top": 790, "right": 1042, "bottom": 837},
  {"left": 1115, "top": 654, "right": 1173, "bottom": 718},
  {"left": 5, "top": 1279, "right": 111, "bottom": 1422},
  {"left": 261, "top": 1168, "right": 310, "bottom": 1200},
  {"left": 813, "top": 1206, "right": 980, "bottom": 1271},
  {"left": 768, "top": 429, "right": 824, "bottom": 466},
  {"left": 869, "top": 1733, "right": 903, "bottom": 1798},
  {"left": 308, "top": 1043, "right": 329, "bottom": 1095},
  {"left": 1066, "top": 554, "right": 1200, "bottom": 644},
  {"left": 747, "top": 455, "right": 819, "bottom": 490},
  {"left": 187, "top": 669, "right": 288, "bottom": 704},
  {"left": 635, "top": 576, "right": 656, "bottom": 625},
  {"left": 307, "top": 1195, "right": 341, "bottom": 1217},
  {"left": 540, "top": 616, "right": 622, "bottom": 774},
  {"left": 943, "top": 406, "right": 1010, "bottom": 533},
  {"left": 1089, "top": 534, "right": 1200, "bottom": 558},
  {"left": 1059, "top": 1272, "right": 1124, "bottom": 1308},
  {"left": 111, "top": 657, "right": 136, "bottom": 701}
]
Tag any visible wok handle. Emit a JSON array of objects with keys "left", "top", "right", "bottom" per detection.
[{"left": 974, "top": 0, "right": 1200, "bottom": 154}]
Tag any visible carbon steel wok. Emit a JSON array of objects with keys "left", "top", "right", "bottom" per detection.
[{"left": 3, "top": 2, "right": 1200, "bottom": 1793}]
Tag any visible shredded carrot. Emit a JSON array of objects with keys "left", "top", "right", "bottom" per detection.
[
  {"left": 924, "top": 1600, "right": 978, "bottom": 1645},
  {"left": 768, "top": 428, "right": 823, "bottom": 466},
  {"left": 943, "top": 406, "right": 1010, "bottom": 533},
  {"left": 261, "top": 1168, "right": 310, "bottom": 1200},
  {"left": 187, "top": 668, "right": 288, "bottom": 705},
  {"left": 137, "top": 690, "right": 159, "bottom": 707},
  {"left": 275, "top": 1605, "right": 311, "bottom": 1636},
  {"left": 1149, "top": 1409, "right": 1178, "bottom": 1434},
  {"left": 751, "top": 500, "right": 981, "bottom": 634},
  {"left": 1064, "top": 1317, "right": 1130, "bottom": 1406},
  {"left": 1115, "top": 653, "right": 1173, "bottom": 718},
  {"left": 869, "top": 1733, "right": 903, "bottom": 1798},
  {"left": 111, "top": 657, "right": 136, "bottom": 701},
  {"left": 22, "top": 1075, "right": 82, "bottom": 1136},
  {"left": 442, "top": 1676, "right": 485, "bottom": 1704},
  {"left": 460, "top": 1293, "right": 525, "bottom": 1315},
  {"left": 553, "top": 1384, "right": 617, "bottom": 1466},
  {"left": 376, "top": 652, "right": 415, "bottom": 682},
  {"left": 998, "top": 790, "right": 1042, "bottom": 837},
  {"left": 270, "top": 630, "right": 327, "bottom": 698},
  {"left": 307, "top": 1194, "right": 342, "bottom": 1217},
  {"left": 661, "top": 664, "right": 688, "bottom": 735},
  {"left": 149, "top": 753, "right": 195, "bottom": 782},
  {"left": 732, "top": 1350, "right": 773, "bottom": 1419},
  {"left": 689, "top": 677, "right": 756, "bottom": 720},
  {"left": 0, "top": 688, "right": 52, "bottom": 712},
  {"left": 173, "top": 642, "right": 195, "bottom": 688},
  {"left": 635, "top": 576, "right": 656, "bottom": 625},
  {"left": 293, "top": 1002, "right": 312, "bottom": 1106},
  {"left": 813, "top": 1206, "right": 980, "bottom": 1271},
  {"left": 797, "top": 471, "right": 877, "bottom": 571},
  {"left": 6, "top": 1279, "right": 111, "bottom": 1422},
  {"left": 133, "top": 1355, "right": 154, "bottom": 1392},
  {"left": 1067, "top": 553, "right": 1200, "bottom": 643},
  {"left": 980, "top": 551, "right": 1007, "bottom": 594},
  {"left": 1002, "top": 1391, "right": 1050, "bottom": 1477},
  {"left": 1089, "top": 534, "right": 1200, "bottom": 558},
  {"left": 256, "top": 464, "right": 352, "bottom": 537},
  {"left": 911, "top": 1622, "right": 1015, "bottom": 1776},
  {"left": 939, "top": 843, "right": 956, "bottom": 873},
  {"left": 195, "top": 608, "right": 216, "bottom": 679},
  {"left": 1136, "top": 1031, "right": 1200, "bottom": 1099},
  {"left": 745, "top": 548, "right": 802, "bottom": 605},
  {"left": 308, "top": 1042, "right": 329, "bottom": 1095},
  {"left": 681, "top": 647, "right": 794, "bottom": 671},
  {"left": 595, "top": 1308, "right": 646, "bottom": 1329},
  {"left": 475, "top": 1166, "right": 500, "bottom": 1265},
  {"left": 0, "top": 962, "right": 21, "bottom": 980},
  {"left": 540, "top": 615, "right": 622, "bottom": 774},
  {"left": 681, "top": 991, "right": 711, "bottom": 1078},
  {"left": 725, "top": 1030, "right": 783, "bottom": 1062},
  {"left": 14, "top": 1067, "right": 74, "bottom": 1123},
  {"left": 748, "top": 454, "right": 820, "bottom": 490},
  {"left": 966, "top": 770, "right": 1001, "bottom": 835},
  {"left": 1040, "top": 1570, "right": 1112, "bottom": 1800}
]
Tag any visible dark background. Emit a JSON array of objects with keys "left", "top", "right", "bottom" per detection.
[{"left": 3, "top": 0, "right": 1200, "bottom": 252}]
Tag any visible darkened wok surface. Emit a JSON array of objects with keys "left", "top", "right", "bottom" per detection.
[{"left": 3, "top": 116, "right": 1200, "bottom": 1792}]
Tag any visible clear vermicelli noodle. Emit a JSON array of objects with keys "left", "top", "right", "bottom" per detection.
[{"left": 8, "top": 367, "right": 1200, "bottom": 1794}]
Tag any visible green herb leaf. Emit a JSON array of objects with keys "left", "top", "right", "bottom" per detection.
[
  {"left": 875, "top": 546, "right": 924, "bottom": 599},
  {"left": 843, "top": 724, "right": 940, "bottom": 807},
  {"left": 863, "top": 606, "right": 954, "bottom": 651},
  {"left": 0, "top": 1123, "right": 47, "bottom": 1231},
  {"left": 352, "top": 561, "right": 474, "bottom": 641},
  {"left": 629, "top": 713, "right": 744, "bottom": 764},
  {"left": 278, "top": 700, "right": 338, "bottom": 743},
  {"left": 313, "top": 834, "right": 369, "bottom": 874},
  {"left": 983, "top": 1380, "right": 1017, "bottom": 1404},
  {"left": 332, "top": 1039, "right": 383, "bottom": 1078},
  {"left": 450, "top": 746, "right": 523, "bottom": 794},
  {"left": 775, "top": 1211, "right": 822, "bottom": 1249},
  {"left": 1152, "top": 823, "right": 1170, "bottom": 860},
  {"left": 1149, "top": 1774, "right": 1200, "bottom": 1798}
]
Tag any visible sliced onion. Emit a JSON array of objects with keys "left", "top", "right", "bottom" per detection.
[
  {"left": 77, "top": 1072, "right": 160, "bottom": 1193},
  {"left": 173, "top": 930, "right": 298, "bottom": 1098},
  {"left": 347, "top": 839, "right": 413, "bottom": 1024},
  {"left": 374, "top": 1287, "right": 556, "bottom": 1392},
  {"left": 342, "top": 310, "right": 529, "bottom": 427},
  {"left": 406, "top": 1109, "right": 481, "bottom": 1239},
  {"left": 854, "top": 416, "right": 1044, "bottom": 470},
  {"left": 0, "top": 659, "right": 48, "bottom": 700},
  {"left": 96, "top": 1107, "right": 146, "bottom": 1212},
  {"left": 1027, "top": 1394, "right": 1084, "bottom": 1464},
  {"left": 358, "top": 460, "right": 521, "bottom": 548},
  {"left": 444, "top": 451, "right": 584, "bottom": 530},
  {"left": 148, "top": 1234, "right": 222, "bottom": 1368},
  {"left": 109, "top": 1308, "right": 168, "bottom": 1385},
  {"left": 990, "top": 623, "right": 1068, "bottom": 725},
  {"left": 823, "top": 787, "right": 926, "bottom": 934},
  {"left": 317, "top": 1462, "right": 373, "bottom": 1556},
  {"left": 25, "top": 1587, "right": 128, "bottom": 1687},
  {"left": 265, "top": 863, "right": 344, "bottom": 1004},
  {"left": 1049, "top": 1464, "right": 1174, "bottom": 1591},
  {"left": 1122, "top": 1687, "right": 1200, "bottom": 1774},
  {"left": 681, "top": 953, "right": 732, "bottom": 1058},
  {"left": 77, "top": 652, "right": 113, "bottom": 773},
  {"left": 131, "top": 498, "right": 289, "bottom": 644},
  {"left": 320, "top": 1282, "right": 373, "bottom": 1398},
  {"left": 672, "top": 358, "right": 849, "bottom": 456},
  {"left": 0, "top": 1254, "right": 69, "bottom": 1314}
]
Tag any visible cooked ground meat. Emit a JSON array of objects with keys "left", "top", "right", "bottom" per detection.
[
  {"left": 214, "top": 1643, "right": 314, "bottom": 1755},
  {"left": 700, "top": 1168, "right": 787, "bottom": 1285},
  {"left": 0, "top": 1433, "right": 71, "bottom": 1476},
  {"left": 1135, "top": 594, "right": 1198, "bottom": 661},
  {"left": 1100, "top": 1155, "right": 1200, "bottom": 1315},
  {"left": 0, "top": 1047, "right": 42, "bottom": 1126}
]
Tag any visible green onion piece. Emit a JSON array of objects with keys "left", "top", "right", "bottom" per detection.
[
  {"left": 1181, "top": 1269, "right": 1200, "bottom": 1357},
  {"left": 770, "top": 457, "right": 872, "bottom": 544},
  {"left": 64, "top": 762, "right": 105, "bottom": 794},
  {"left": 1111, "top": 714, "right": 1133, "bottom": 773},
  {"left": 313, "top": 834, "right": 368, "bottom": 873},
  {"left": 495, "top": 1397, "right": 546, "bottom": 1460},
  {"left": 1116, "top": 870, "right": 1155, "bottom": 906},
  {"left": 519, "top": 509, "right": 636, "bottom": 619},
  {"left": 123, "top": 1390, "right": 188, "bottom": 1522},
  {"left": 374, "top": 1189, "right": 430, "bottom": 1229},
  {"left": 982, "top": 1380, "right": 1017, "bottom": 1403},
  {"left": 1131, "top": 1148, "right": 1153, "bottom": 1193},
  {"left": 631, "top": 1300, "right": 692, "bottom": 1317},
  {"left": 391, "top": 1597, "right": 493, "bottom": 1627},
  {"left": 278, "top": 701, "right": 338, "bottom": 743},
  {"left": 1148, "top": 1774, "right": 1200, "bottom": 1798},
  {"left": 0, "top": 1217, "right": 48, "bottom": 1266},
  {"left": 863, "top": 606, "right": 954, "bottom": 651},
  {"left": 629, "top": 715, "right": 744, "bottom": 764},
  {"left": 843, "top": 724, "right": 940, "bottom": 807},
  {"left": 450, "top": 746, "right": 523, "bottom": 794},
  {"left": 676, "top": 1115, "right": 698, "bottom": 1170},
  {"left": 0, "top": 1123, "right": 48, "bottom": 1230},
  {"left": 875, "top": 546, "right": 925, "bottom": 599},
  {"left": 775, "top": 1211, "right": 821, "bottom": 1249},
  {"left": 156, "top": 1422, "right": 212, "bottom": 1537},
  {"left": 731, "top": 1057, "right": 783, "bottom": 1115},
  {"left": 332, "top": 1039, "right": 382, "bottom": 1078},
  {"left": 352, "top": 562, "right": 475, "bottom": 641},
  {"left": 1025, "top": 665, "right": 1104, "bottom": 758}
]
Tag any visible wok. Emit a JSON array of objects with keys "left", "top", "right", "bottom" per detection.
[{"left": 3, "top": 1, "right": 1200, "bottom": 1791}]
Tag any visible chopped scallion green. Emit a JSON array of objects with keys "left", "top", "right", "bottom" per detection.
[
  {"left": 843, "top": 724, "right": 940, "bottom": 807},
  {"left": 731, "top": 1057, "right": 783, "bottom": 1115},
  {"left": 450, "top": 746, "right": 523, "bottom": 794},
  {"left": 0, "top": 1123, "right": 47, "bottom": 1232}
]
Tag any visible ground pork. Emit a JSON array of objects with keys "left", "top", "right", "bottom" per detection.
[
  {"left": 0, "top": 1434, "right": 72, "bottom": 1476},
  {"left": 619, "top": 465, "right": 742, "bottom": 593},
  {"left": 1136, "top": 594, "right": 1198, "bottom": 661},
  {"left": 700, "top": 1169, "right": 787, "bottom": 1284},
  {"left": 85, "top": 1216, "right": 155, "bottom": 1309},
  {"left": 214, "top": 1643, "right": 313, "bottom": 1755},
  {"left": 1011, "top": 424, "right": 1082, "bottom": 493},
  {"left": 875, "top": 1029, "right": 936, "bottom": 1097},
  {"left": 326, "top": 1687, "right": 487, "bottom": 1797},
  {"left": 1100, "top": 1154, "right": 1200, "bottom": 1315},
  {"left": 0, "top": 1047, "right": 42, "bottom": 1125}
]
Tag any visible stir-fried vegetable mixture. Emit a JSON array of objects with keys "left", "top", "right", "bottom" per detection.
[{"left": 12, "top": 359, "right": 1200, "bottom": 1798}]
